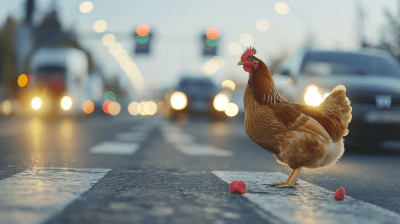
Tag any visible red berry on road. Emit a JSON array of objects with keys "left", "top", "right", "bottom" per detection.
[
  {"left": 230, "top": 180, "right": 246, "bottom": 194},
  {"left": 334, "top": 187, "right": 345, "bottom": 200}
]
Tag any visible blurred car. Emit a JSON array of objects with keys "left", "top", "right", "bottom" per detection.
[
  {"left": 166, "top": 76, "right": 228, "bottom": 121},
  {"left": 273, "top": 47, "right": 400, "bottom": 147}
]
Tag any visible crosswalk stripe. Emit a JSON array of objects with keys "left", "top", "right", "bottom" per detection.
[
  {"left": 161, "top": 123, "right": 233, "bottom": 156},
  {"left": 212, "top": 171, "right": 400, "bottom": 224},
  {"left": 176, "top": 144, "right": 233, "bottom": 157},
  {"left": 89, "top": 141, "right": 140, "bottom": 155},
  {"left": 0, "top": 167, "right": 110, "bottom": 224}
]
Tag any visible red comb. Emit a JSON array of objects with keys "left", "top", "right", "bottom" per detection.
[{"left": 241, "top": 46, "right": 256, "bottom": 61}]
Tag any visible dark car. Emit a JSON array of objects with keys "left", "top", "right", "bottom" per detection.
[
  {"left": 273, "top": 47, "right": 400, "bottom": 148},
  {"left": 167, "top": 76, "right": 227, "bottom": 121}
]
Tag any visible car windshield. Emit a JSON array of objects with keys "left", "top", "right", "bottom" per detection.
[{"left": 300, "top": 52, "right": 400, "bottom": 77}]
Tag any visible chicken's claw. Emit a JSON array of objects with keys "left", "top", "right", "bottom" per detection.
[
  {"left": 268, "top": 182, "right": 299, "bottom": 187},
  {"left": 276, "top": 184, "right": 297, "bottom": 189}
]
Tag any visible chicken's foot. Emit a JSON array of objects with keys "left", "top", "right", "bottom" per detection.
[
  {"left": 276, "top": 167, "right": 302, "bottom": 189},
  {"left": 268, "top": 169, "right": 299, "bottom": 187}
]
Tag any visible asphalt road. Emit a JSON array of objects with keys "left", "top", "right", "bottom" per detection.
[{"left": 0, "top": 113, "right": 400, "bottom": 224}]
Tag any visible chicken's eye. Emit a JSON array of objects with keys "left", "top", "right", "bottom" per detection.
[{"left": 250, "top": 59, "right": 253, "bottom": 62}]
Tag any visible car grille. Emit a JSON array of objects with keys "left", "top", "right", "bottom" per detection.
[{"left": 351, "top": 97, "right": 400, "bottom": 106}]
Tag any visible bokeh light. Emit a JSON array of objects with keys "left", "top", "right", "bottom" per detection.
[
  {"left": 239, "top": 33, "right": 253, "bottom": 46},
  {"left": 102, "top": 100, "right": 112, "bottom": 114},
  {"left": 32, "top": 97, "right": 41, "bottom": 110},
  {"left": 109, "top": 101, "right": 121, "bottom": 115},
  {"left": 139, "top": 101, "right": 147, "bottom": 115},
  {"left": 255, "top": 19, "right": 270, "bottom": 31},
  {"left": 136, "top": 24, "right": 150, "bottom": 37},
  {"left": 26, "top": 74, "right": 34, "bottom": 86},
  {"left": 93, "top": 20, "right": 107, "bottom": 33},
  {"left": 105, "top": 91, "right": 116, "bottom": 101},
  {"left": 228, "top": 42, "right": 242, "bottom": 55},
  {"left": 202, "top": 56, "right": 225, "bottom": 76},
  {"left": 213, "top": 93, "right": 229, "bottom": 111},
  {"left": 225, "top": 103, "right": 239, "bottom": 117},
  {"left": 79, "top": 1, "right": 93, "bottom": 13},
  {"left": 61, "top": 96, "right": 72, "bottom": 111},
  {"left": 206, "top": 26, "right": 220, "bottom": 40},
  {"left": 128, "top": 102, "right": 140, "bottom": 115},
  {"left": 102, "top": 34, "right": 116, "bottom": 47},
  {"left": 18, "top": 74, "right": 28, "bottom": 87},
  {"left": 275, "top": 2, "right": 290, "bottom": 14},
  {"left": 2, "top": 100, "right": 12, "bottom": 115},
  {"left": 109, "top": 43, "right": 123, "bottom": 56},
  {"left": 136, "top": 34, "right": 150, "bottom": 44},
  {"left": 221, "top": 80, "right": 235, "bottom": 91},
  {"left": 170, "top": 92, "right": 187, "bottom": 110},
  {"left": 146, "top": 101, "right": 157, "bottom": 115},
  {"left": 83, "top": 100, "right": 95, "bottom": 114}
]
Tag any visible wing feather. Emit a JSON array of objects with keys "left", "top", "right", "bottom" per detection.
[{"left": 273, "top": 102, "right": 331, "bottom": 140}]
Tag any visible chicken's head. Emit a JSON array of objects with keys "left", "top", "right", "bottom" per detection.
[{"left": 238, "top": 47, "right": 259, "bottom": 72}]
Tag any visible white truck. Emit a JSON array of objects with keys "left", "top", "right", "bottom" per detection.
[{"left": 20, "top": 47, "right": 90, "bottom": 116}]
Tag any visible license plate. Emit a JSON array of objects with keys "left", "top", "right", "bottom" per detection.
[
  {"left": 364, "top": 111, "right": 400, "bottom": 123},
  {"left": 192, "top": 101, "right": 207, "bottom": 111}
]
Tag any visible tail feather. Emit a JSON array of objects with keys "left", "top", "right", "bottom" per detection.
[
  {"left": 321, "top": 85, "right": 352, "bottom": 139},
  {"left": 293, "top": 84, "right": 352, "bottom": 142}
]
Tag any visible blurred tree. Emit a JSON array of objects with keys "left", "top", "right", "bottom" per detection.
[
  {"left": 378, "top": 1, "right": 400, "bottom": 59},
  {"left": 0, "top": 17, "right": 18, "bottom": 98},
  {"left": 355, "top": 0, "right": 369, "bottom": 48},
  {"left": 35, "top": 11, "right": 95, "bottom": 73}
]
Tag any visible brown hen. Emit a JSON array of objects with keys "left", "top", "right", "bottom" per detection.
[{"left": 238, "top": 47, "right": 352, "bottom": 188}]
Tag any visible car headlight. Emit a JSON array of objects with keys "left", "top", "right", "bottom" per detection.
[
  {"left": 32, "top": 97, "right": 42, "bottom": 110},
  {"left": 304, "top": 85, "right": 330, "bottom": 106},
  {"left": 170, "top": 91, "right": 187, "bottom": 110},
  {"left": 213, "top": 93, "right": 229, "bottom": 111},
  {"left": 61, "top": 96, "right": 72, "bottom": 111}
]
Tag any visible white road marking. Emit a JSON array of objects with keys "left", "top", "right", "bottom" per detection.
[
  {"left": 161, "top": 123, "right": 233, "bottom": 157},
  {"left": 89, "top": 141, "right": 140, "bottom": 155},
  {"left": 212, "top": 171, "right": 400, "bottom": 224},
  {"left": 0, "top": 167, "right": 110, "bottom": 224},
  {"left": 176, "top": 144, "right": 233, "bottom": 157},
  {"left": 164, "top": 133, "right": 195, "bottom": 144},
  {"left": 115, "top": 132, "right": 148, "bottom": 142}
]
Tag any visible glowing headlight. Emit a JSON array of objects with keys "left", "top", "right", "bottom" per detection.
[
  {"left": 213, "top": 93, "right": 229, "bottom": 111},
  {"left": 61, "top": 96, "right": 72, "bottom": 111},
  {"left": 304, "top": 85, "right": 330, "bottom": 106},
  {"left": 32, "top": 97, "right": 42, "bottom": 110},
  {"left": 170, "top": 91, "right": 187, "bottom": 110}
]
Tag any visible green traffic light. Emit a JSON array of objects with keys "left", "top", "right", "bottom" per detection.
[
  {"left": 136, "top": 34, "right": 150, "bottom": 44},
  {"left": 105, "top": 91, "right": 116, "bottom": 101},
  {"left": 206, "top": 37, "right": 218, "bottom": 47}
]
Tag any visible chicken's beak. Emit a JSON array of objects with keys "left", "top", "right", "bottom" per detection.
[{"left": 238, "top": 61, "right": 245, "bottom": 65}]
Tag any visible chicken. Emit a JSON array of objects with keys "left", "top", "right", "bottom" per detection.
[{"left": 238, "top": 47, "right": 352, "bottom": 188}]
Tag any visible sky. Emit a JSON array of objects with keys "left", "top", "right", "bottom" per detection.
[{"left": 0, "top": 0, "right": 399, "bottom": 96}]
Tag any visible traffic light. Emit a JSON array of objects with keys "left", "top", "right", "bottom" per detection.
[
  {"left": 134, "top": 32, "right": 152, "bottom": 55},
  {"left": 201, "top": 34, "right": 218, "bottom": 56}
]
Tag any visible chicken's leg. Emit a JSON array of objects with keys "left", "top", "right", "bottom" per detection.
[
  {"left": 268, "top": 169, "right": 299, "bottom": 187},
  {"left": 276, "top": 167, "right": 302, "bottom": 188}
]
